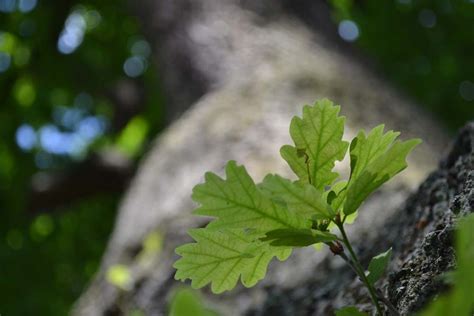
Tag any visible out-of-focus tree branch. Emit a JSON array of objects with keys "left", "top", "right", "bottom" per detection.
[{"left": 28, "top": 150, "right": 134, "bottom": 213}]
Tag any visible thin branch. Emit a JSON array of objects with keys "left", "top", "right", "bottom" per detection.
[{"left": 336, "top": 222, "right": 384, "bottom": 315}]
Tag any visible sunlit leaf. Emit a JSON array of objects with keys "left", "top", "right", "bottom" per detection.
[
  {"left": 260, "top": 174, "right": 333, "bottom": 220},
  {"left": 324, "top": 180, "right": 348, "bottom": 213},
  {"left": 349, "top": 125, "right": 399, "bottom": 181},
  {"left": 280, "top": 145, "right": 309, "bottom": 184},
  {"left": 174, "top": 229, "right": 289, "bottom": 293},
  {"left": 344, "top": 139, "right": 421, "bottom": 215},
  {"left": 283, "top": 99, "right": 349, "bottom": 189},
  {"left": 175, "top": 99, "right": 422, "bottom": 297},
  {"left": 193, "top": 161, "right": 310, "bottom": 231}
]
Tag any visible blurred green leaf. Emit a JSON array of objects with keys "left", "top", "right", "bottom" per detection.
[
  {"left": 30, "top": 214, "right": 54, "bottom": 241},
  {"left": 335, "top": 306, "right": 368, "bottom": 316},
  {"left": 0, "top": 32, "right": 16, "bottom": 53},
  {"left": 116, "top": 116, "right": 149, "bottom": 157},
  {"left": 168, "top": 288, "right": 218, "bottom": 316},
  {"left": 106, "top": 264, "right": 132, "bottom": 291},
  {"left": 14, "top": 77, "right": 36, "bottom": 107},
  {"left": 420, "top": 214, "right": 474, "bottom": 315}
]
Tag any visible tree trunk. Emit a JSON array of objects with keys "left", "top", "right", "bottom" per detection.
[{"left": 73, "top": 1, "right": 451, "bottom": 315}]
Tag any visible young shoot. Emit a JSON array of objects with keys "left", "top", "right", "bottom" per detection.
[{"left": 173, "top": 99, "right": 421, "bottom": 315}]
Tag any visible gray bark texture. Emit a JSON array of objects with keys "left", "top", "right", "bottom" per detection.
[{"left": 73, "top": 0, "right": 457, "bottom": 315}]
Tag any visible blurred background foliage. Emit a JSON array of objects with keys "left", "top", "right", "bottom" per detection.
[
  {"left": 332, "top": 0, "right": 474, "bottom": 129},
  {"left": 0, "top": 0, "right": 472, "bottom": 315},
  {"left": 0, "top": 0, "right": 164, "bottom": 314}
]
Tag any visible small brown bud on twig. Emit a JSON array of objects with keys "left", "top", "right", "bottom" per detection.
[
  {"left": 329, "top": 241, "right": 344, "bottom": 255},
  {"left": 335, "top": 213, "right": 342, "bottom": 225}
]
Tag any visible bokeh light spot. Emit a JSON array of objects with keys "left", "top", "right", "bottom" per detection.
[
  {"left": 39, "top": 124, "right": 71, "bottom": 155},
  {"left": 85, "top": 9, "right": 101, "bottom": 30},
  {"left": 6, "top": 229, "right": 24, "bottom": 250},
  {"left": 57, "top": 11, "right": 86, "bottom": 54},
  {"left": 18, "top": 0, "right": 37, "bottom": 12},
  {"left": 31, "top": 214, "right": 54, "bottom": 241},
  {"left": 131, "top": 40, "right": 151, "bottom": 57},
  {"left": 42, "top": 105, "right": 107, "bottom": 157},
  {"left": 14, "top": 78, "right": 36, "bottom": 107},
  {"left": 338, "top": 20, "right": 359, "bottom": 42},
  {"left": 418, "top": 9, "right": 436, "bottom": 28},
  {"left": 116, "top": 116, "right": 149, "bottom": 157},
  {"left": 54, "top": 106, "right": 83, "bottom": 129},
  {"left": 123, "top": 56, "right": 146, "bottom": 77},
  {"left": 0, "top": 52, "right": 11, "bottom": 72},
  {"left": 106, "top": 264, "right": 132, "bottom": 290},
  {"left": 77, "top": 116, "right": 106, "bottom": 141},
  {"left": 13, "top": 45, "right": 31, "bottom": 66},
  {"left": 459, "top": 81, "right": 474, "bottom": 101},
  {"left": 0, "top": 31, "right": 16, "bottom": 52},
  {"left": 16, "top": 124, "right": 37, "bottom": 151},
  {"left": 0, "top": 0, "right": 16, "bottom": 12}
]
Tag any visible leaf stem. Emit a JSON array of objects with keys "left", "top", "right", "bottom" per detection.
[
  {"left": 335, "top": 247, "right": 400, "bottom": 316},
  {"left": 336, "top": 222, "right": 384, "bottom": 315}
]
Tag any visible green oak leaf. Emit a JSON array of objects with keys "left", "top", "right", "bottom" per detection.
[
  {"left": 349, "top": 125, "right": 400, "bottom": 181},
  {"left": 282, "top": 99, "right": 349, "bottom": 189},
  {"left": 174, "top": 99, "right": 423, "bottom": 298},
  {"left": 341, "top": 125, "right": 399, "bottom": 220},
  {"left": 324, "top": 180, "right": 348, "bottom": 213},
  {"left": 366, "top": 247, "right": 392, "bottom": 285},
  {"left": 344, "top": 139, "right": 421, "bottom": 215},
  {"left": 325, "top": 181, "right": 358, "bottom": 224},
  {"left": 280, "top": 145, "right": 310, "bottom": 184},
  {"left": 192, "top": 161, "right": 310, "bottom": 231},
  {"left": 174, "top": 229, "right": 289, "bottom": 293},
  {"left": 261, "top": 228, "right": 338, "bottom": 247},
  {"left": 260, "top": 174, "right": 333, "bottom": 220},
  {"left": 323, "top": 180, "right": 357, "bottom": 228}
]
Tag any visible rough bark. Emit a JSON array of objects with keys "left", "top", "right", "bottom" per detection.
[
  {"left": 73, "top": 1, "right": 451, "bottom": 315},
  {"left": 249, "top": 122, "right": 474, "bottom": 315}
]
